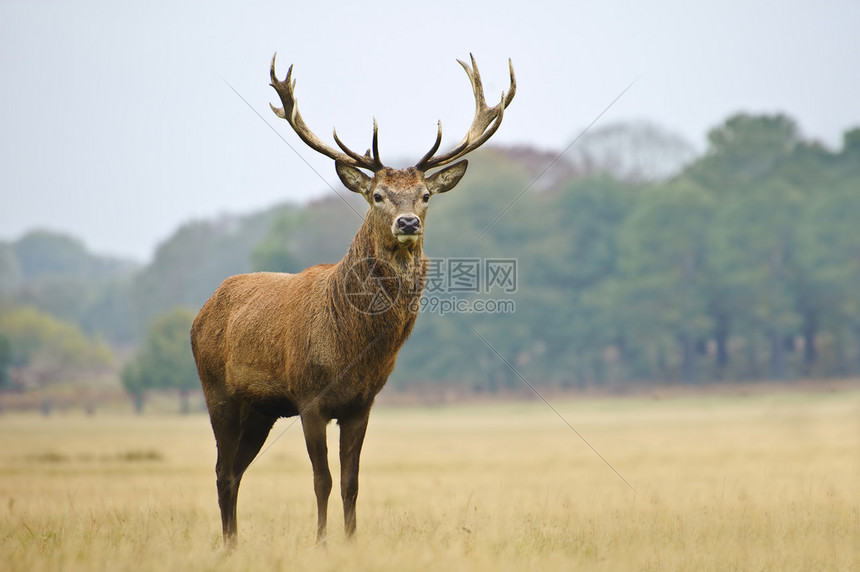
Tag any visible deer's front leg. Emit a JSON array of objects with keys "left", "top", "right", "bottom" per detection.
[
  {"left": 339, "top": 407, "right": 371, "bottom": 539},
  {"left": 301, "top": 411, "right": 332, "bottom": 543}
]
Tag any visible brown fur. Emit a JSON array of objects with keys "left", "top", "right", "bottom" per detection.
[{"left": 192, "top": 166, "right": 461, "bottom": 546}]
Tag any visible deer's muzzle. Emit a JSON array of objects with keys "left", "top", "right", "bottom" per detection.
[{"left": 395, "top": 215, "right": 421, "bottom": 236}]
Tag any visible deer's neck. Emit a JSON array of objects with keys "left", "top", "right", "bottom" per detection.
[{"left": 330, "top": 217, "right": 427, "bottom": 323}]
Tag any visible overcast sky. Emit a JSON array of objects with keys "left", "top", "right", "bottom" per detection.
[{"left": 1, "top": 0, "right": 858, "bottom": 261}]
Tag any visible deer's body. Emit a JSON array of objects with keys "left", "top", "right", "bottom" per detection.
[
  {"left": 193, "top": 54, "right": 514, "bottom": 548},
  {"left": 193, "top": 222, "right": 425, "bottom": 420}
]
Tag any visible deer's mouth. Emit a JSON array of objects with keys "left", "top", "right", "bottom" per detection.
[{"left": 395, "top": 233, "right": 422, "bottom": 244}]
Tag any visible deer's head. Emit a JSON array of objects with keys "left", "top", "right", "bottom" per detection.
[{"left": 269, "top": 54, "right": 516, "bottom": 252}]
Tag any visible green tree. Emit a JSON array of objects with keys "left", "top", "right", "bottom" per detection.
[
  {"left": 687, "top": 113, "right": 800, "bottom": 191},
  {"left": 0, "top": 334, "right": 11, "bottom": 391},
  {"left": 2, "top": 231, "right": 138, "bottom": 345},
  {"left": 0, "top": 307, "right": 114, "bottom": 388},
  {"left": 125, "top": 308, "right": 199, "bottom": 413},
  {"left": 795, "top": 181, "right": 860, "bottom": 375},
  {"left": 130, "top": 206, "right": 293, "bottom": 338},
  {"left": 12, "top": 231, "right": 92, "bottom": 280},
  {"left": 250, "top": 206, "right": 348, "bottom": 273},
  {"left": 613, "top": 181, "right": 714, "bottom": 383},
  {"left": 526, "top": 176, "right": 635, "bottom": 386},
  {"left": 0, "top": 244, "right": 22, "bottom": 293},
  {"left": 120, "top": 360, "right": 151, "bottom": 414},
  {"left": 706, "top": 180, "right": 803, "bottom": 379}
]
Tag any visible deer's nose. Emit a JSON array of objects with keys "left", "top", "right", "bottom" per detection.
[{"left": 396, "top": 215, "right": 421, "bottom": 234}]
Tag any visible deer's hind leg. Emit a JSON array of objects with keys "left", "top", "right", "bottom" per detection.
[
  {"left": 210, "top": 399, "right": 275, "bottom": 548},
  {"left": 234, "top": 407, "right": 276, "bottom": 480},
  {"left": 210, "top": 399, "right": 241, "bottom": 547}
]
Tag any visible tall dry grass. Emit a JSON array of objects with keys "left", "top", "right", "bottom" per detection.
[{"left": 1, "top": 389, "right": 857, "bottom": 571}]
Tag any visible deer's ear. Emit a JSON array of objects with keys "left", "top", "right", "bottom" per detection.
[
  {"left": 336, "top": 161, "right": 373, "bottom": 195},
  {"left": 426, "top": 160, "right": 468, "bottom": 194}
]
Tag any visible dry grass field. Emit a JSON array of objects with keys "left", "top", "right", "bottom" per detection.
[{"left": 1, "top": 388, "right": 858, "bottom": 571}]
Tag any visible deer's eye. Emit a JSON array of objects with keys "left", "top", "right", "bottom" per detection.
[
  {"left": 373, "top": 193, "right": 383, "bottom": 203},
  {"left": 423, "top": 193, "right": 430, "bottom": 202}
]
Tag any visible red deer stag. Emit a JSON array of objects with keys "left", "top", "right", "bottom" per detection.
[{"left": 191, "top": 53, "right": 515, "bottom": 547}]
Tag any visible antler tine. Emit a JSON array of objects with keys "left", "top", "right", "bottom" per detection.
[
  {"left": 461, "top": 54, "right": 486, "bottom": 119},
  {"left": 416, "top": 120, "right": 443, "bottom": 168},
  {"left": 504, "top": 58, "right": 517, "bottom": 108},
  {"left": 415, "top": 55, "right": 516, "bottom": 172},
  {"left": 371, "top": 117, "right": 381, "bottom": 167},
  {"left": 269, "top": 53, "right": 384, "bottom": 172},
  {"left": 333, "top": 128, "right": 369, "bottom": 165},
  {"left": 333, "top": 118, "right": 383, "bottom": 171}
]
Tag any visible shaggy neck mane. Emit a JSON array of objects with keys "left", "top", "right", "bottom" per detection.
[{"left": 326, "top": 214, "right": 427, "bottom": 342}]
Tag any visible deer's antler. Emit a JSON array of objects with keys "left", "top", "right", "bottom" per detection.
[
  {"left": 269, "top": 53, "right": 384, "bottom": 172},
  {"left": 415, "top": 54, "right": 516, "bottom": 172}
]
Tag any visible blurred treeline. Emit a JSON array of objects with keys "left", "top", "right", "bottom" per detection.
[{"left": 1, "top": 113, "right": 859, "bottom": 402}]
